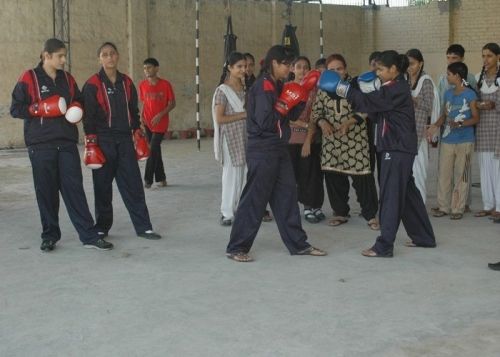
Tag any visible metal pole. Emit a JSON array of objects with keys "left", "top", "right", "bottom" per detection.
[
  {"left": 195, "top": 0, "right": 201, "bottom": 151},
  {"left": 319, "top": 0, "right": 324, "bottom": 59}
]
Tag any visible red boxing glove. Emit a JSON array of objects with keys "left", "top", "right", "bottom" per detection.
[
  {"left": 274, "top": 82, "right": 307, "bottom": 116},
  {"left": 65, "top": 102, "right": 83, "bottom": 124},
  {"left": 133, "top": 129, "right": 150, "bottom": 161},
  {"left": 300, "top": 69, "right": 321, "bottom": 92},
  {"left": 29, "top": 95, "right": 67, "bottom": 118},
  {"left": 83, "top": 135, "right": 106, "bottom": 169}
]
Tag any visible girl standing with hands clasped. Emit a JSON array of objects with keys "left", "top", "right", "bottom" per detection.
[
  {"left": 319, "top": 50, "right": 436, "bottom": 257},
  {"left": 212, "top": 52, "right": 248, "bottom": 226},
  {"left": 312, "top": 54, "right": 379, "bottom": 230},
  {"left": 288, "top": 56, "right": 326, "bottom": 224},
  {"left": 427, "top": 62, "right": 479, "bottom": 220},
  {"left": 474, "top": 43, "right": 500, "bottom": 221},
  {"left": 226, "top": 45, "right": 326, "bottom": 262},
  {"left": 406, "top": 49, "right": 440, "bottom": 203}
]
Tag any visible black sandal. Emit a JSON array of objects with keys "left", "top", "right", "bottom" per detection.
[{"left": 304, "top": 209, "right": 320, "bottom": 223}]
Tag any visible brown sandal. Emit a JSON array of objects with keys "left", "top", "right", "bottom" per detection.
[
  {"left": 297, "top": 246, "right": 327, "bottom": 256},
  {"left": 328, "top": 216, "right": 348, "bottom": 227},
  {"left": 432, "top": 210, "right": 448, "bottom": 217},
  {"left": 226, "top": 252, "right": 253, "bottom": 262},
  {"left": 361, "top": 248, "right": 393, "bottom": 258},
  {"left": 474, "top": 210, "right": 492, "bottom": 217}
]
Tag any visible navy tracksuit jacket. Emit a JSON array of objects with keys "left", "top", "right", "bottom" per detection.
[
  {"left": 347, "top": 76, "right": 436, "bottom": 254},
  {"left": 82, "top": 68, "right": 152, "bottom": 234},
  {"left": 226, "top": 74, "right": 312, "bottom": 255},
  {"left": 10, "top": 64, "right": 99, "bottom": 244}
]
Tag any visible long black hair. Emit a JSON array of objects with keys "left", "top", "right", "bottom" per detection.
[
  {"left": 378, "top": 50, "right": 409, "bottom": 78},
  {"left": 40, "top": 38, "right": 66, "bottom": 64},
  {"left": 218, "top": 51, "right": 246, "bottom": 85},
  {"left": 258, "top": 45, "right": 295, "bottom": 78},
  {"left": 477, "top": 42, "right": 500, "bottom": 90},
  {"left": 406, "top": 48, "right": 425, "bottom": 90}
]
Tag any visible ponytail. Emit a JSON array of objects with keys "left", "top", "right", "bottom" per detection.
[
  {"left": 477, "top": 65, "right": 486, "bottom": 91},
  {"left": 379, "top": 50, "right": 408, "bottom": 75}
]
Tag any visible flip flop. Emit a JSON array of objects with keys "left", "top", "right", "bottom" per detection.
[
  {"left": 328, "top": 216, "right": 349, "bottom": 226},
  {"left": 432, "top": 210, "right": 448, "bottom": 217},
  {"left": 226, "top": 252, "right": 253, "bottom": 262},
  {"left": 361, "top": 248, "right": 393, "bottom": 258},
  {"left": 474, "top": 210, "right": 492, "bottom": 217},
  {"left": 297, "top": 246, "right": 327, "bottom": 256}
]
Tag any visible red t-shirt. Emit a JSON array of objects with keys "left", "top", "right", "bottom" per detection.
[{"left": 139, "top": 78, "right": 175, "bottom": 133}]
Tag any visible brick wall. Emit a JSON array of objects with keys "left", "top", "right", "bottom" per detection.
[{"left": 0, "top": 0, "right": 498, "bottom": 148}]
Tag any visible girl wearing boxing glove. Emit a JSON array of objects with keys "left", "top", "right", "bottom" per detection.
[
  {"left": 82, "top": 42, "right": 161, "bottom": 240},
  {"left": 10, "top": 38, "right": 113, "bottom": 251},
  {"left": 225, "top": 45, "right": 326, "bottom": 262},
  {"left": 288, "top": 56, "right": 326, "bottom": 224},
  {"left": 320, "top": 50, "right": 436, "bottom": 257}
]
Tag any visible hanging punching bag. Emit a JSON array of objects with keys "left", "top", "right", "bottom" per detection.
[
  {"left": 223, "top": 15, "right": 237, "bottom": 64},
  {"left": 281, "top": 0, "right": 299, "bottom": 58}
]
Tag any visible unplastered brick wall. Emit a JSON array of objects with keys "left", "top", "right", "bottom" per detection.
[
  {"left": 361, "top": 1, "right": 450, "bottom": 79},
  {"left": 450, "top": 0, "right": 500, "bottom": 76},
  {"left": 0, "top": 0, "right": 498, "bottom": 148}
]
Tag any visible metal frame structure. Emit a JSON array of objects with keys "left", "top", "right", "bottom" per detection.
[{"left": 52, "top": 0, "right": 71, "bottom": 72}]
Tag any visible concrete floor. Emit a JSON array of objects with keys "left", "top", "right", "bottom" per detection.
[{"left": 0, "top": 138, "right": 499, "bottom": 357}]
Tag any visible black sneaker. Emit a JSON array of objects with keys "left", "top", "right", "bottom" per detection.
[
  {"left": 40, "top": 240, "right": 56, "bottom": 252},
  {"left": 84, "top": 238, "right": 114, "bottom": 250},
  {"left": 138, "top": 231, "right": 162, "bottom": 240},
  {"left": 220, "top": 216, "right": 232, "bottom": 226}
]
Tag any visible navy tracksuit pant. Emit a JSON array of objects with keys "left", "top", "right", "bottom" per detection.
[
  {"left": 28, "top": 143, "right": 99, "bottom": 244},
  {"left": 373, "top": 151, "right": 436, "bottom": 255},
  {"left": 92, "top": 137, "right": 152, "bottom": 234},
  {"left": 226, "top": 148, "right": 311, "bottom": 255}
]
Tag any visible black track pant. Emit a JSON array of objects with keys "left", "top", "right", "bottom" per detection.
[
  {"left": 324, "top": 170, "right": 378, "bottom": 220},
  {"left": 28, "top": 143, "right": 98, "bottom": 244},
  {"left": 287, "top": 143, "right": 324, "bottom": 209},
  {"left": 372, "top": 151, "right": 436, "bottom": 255},
  {"left": 92, "top": 137, "right": 152, "bottom": 235},
  {"left": 227, "top": 148, "right": 311, "bottom": 255}
]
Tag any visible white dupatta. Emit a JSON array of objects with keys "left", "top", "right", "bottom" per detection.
[
  {"left": 211, "top": 84, "right": 245, "bottom": 162},
  {"left": 411, "top": 74, "right": 440, "bottom": 124}
]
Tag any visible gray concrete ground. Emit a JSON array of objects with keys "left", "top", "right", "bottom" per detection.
[{"left": 0, "top": 138, "right": 499, "bottom": 357}]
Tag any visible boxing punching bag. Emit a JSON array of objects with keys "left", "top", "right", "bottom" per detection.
[{"left": 282, "top": 24, "right": 300, "bottom": 58}]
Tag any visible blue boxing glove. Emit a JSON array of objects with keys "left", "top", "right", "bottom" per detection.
[
  {"left": 358, "top": 71, "right": 381, "bottom": 93},
  {"left": 318, "top": 70, "right": 350, "bottom": 98}
]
